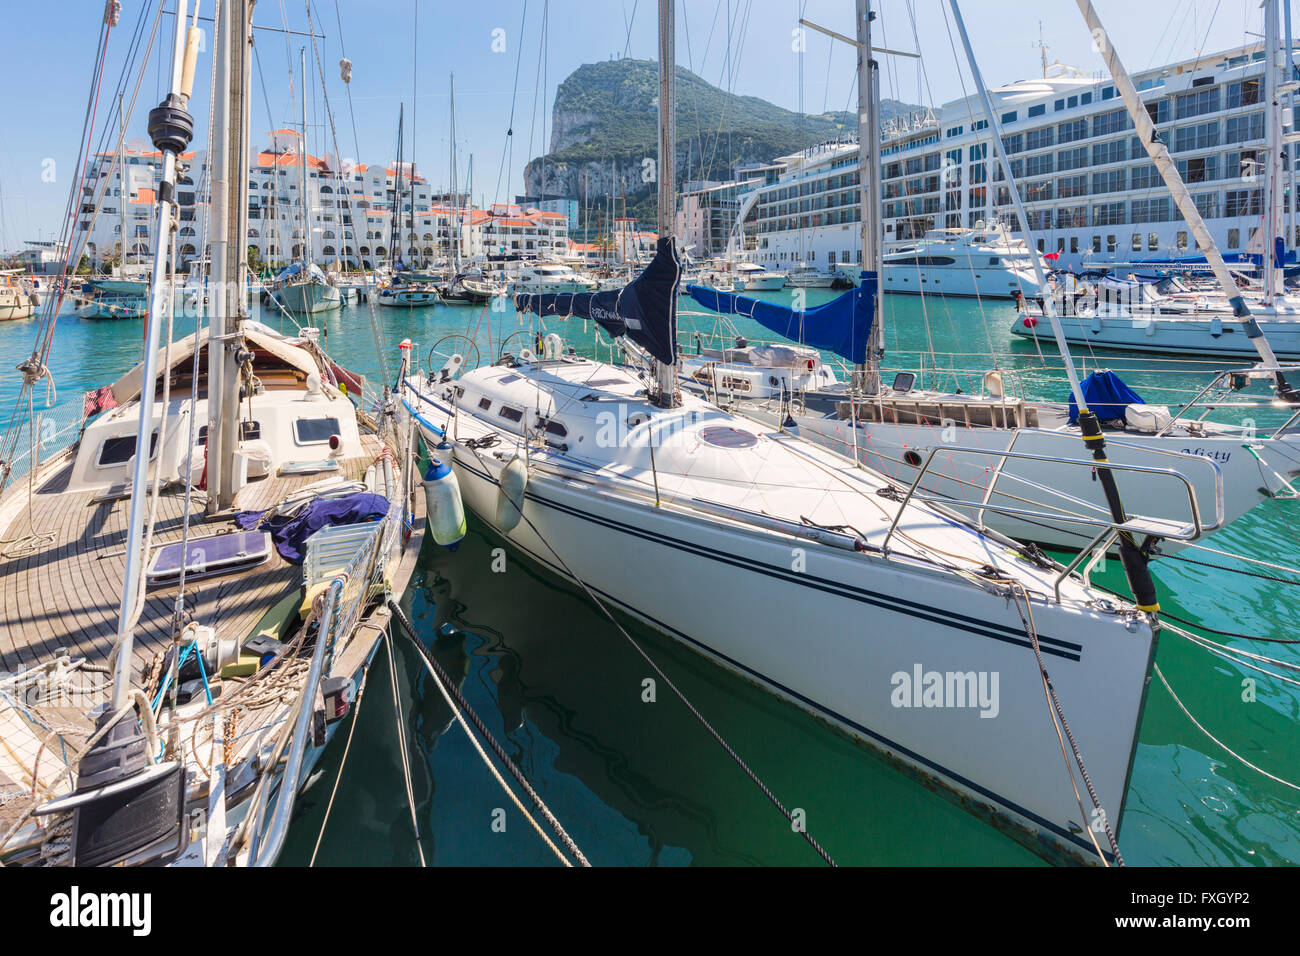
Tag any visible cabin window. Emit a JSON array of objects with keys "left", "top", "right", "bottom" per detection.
[
  {"left": 478, "top": 397, "right": 492, "bottom": 411},
  {"left": 98, "top": 432, "right": 158, "bottom": 467},
  {"left": 498, "top": 406, "right": 524, "bottom": 423},
  {"left": 537, "top": 418, "right": 567, "bottom": 438},
  {"left": 293, "top": 417, "right": 341, "bottom": 445}
]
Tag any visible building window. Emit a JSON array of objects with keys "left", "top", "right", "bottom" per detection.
[
  {"left": 1175, "top": 87, "right": 1220, "bottom": 119},
  {"left": 1058, "top": 146, "right": 1089, "bottom": 171},
  {"left": 1092, "top": 109, "right": 1130, "bottom": 137},
  {"left": 1225, "top": 188, "right": 1263, "bottom": 217},
  {"left": 1026, "top": 127, "right": 1054, "bottom": 150},
  {"left": 1058, "top": 120, "right": 1087, "bottom": 144},
  {"left": 1226, "top": 78, "right": 1260, "bottom": 109}
]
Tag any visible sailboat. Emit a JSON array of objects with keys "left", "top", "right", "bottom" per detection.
[
  {"left": 0, "top": 270, "right": 37, "bottom": 321},
  {"left": 404, "top": 0, "right": 1172, "bottom": 865},
  {"left": 0, "top": 0, "right": 422, "bottom": 867},
  {"left": 268, "top": 49, "right": 342, "bottom": 316},
  {"left": 377, "top": 103, "right": 441, "bottom": 308},
  {"left": 678, "top": 1, "right": 1300, "bottom": 556}
]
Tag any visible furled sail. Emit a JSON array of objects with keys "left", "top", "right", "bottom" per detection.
[
  {"left": 513, "top": 237, "right": 680, "bottom": 365},
  {"left": 685, "top": 274, "right": 877, "bottom": 365}
]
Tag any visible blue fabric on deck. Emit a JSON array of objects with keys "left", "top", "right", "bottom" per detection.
[
  {"left": 234, "top": 492, "right": 389, "bottom": 565},
  {"left": 685, "top": 274, "right": 876, "bottom": 365},
  {"left": 1068, "top": 370, "right": 1146, "bottom": 425}
]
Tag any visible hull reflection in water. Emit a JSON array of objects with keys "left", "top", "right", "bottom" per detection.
[{"left": 281, "top": 524, "right": 1047, "bottom": 866}]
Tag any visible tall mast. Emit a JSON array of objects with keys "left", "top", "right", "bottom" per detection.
[
  {"left": 1286, "top": 1, "right": 1297, "bottom": 257},
  {"left": 1264, "top": 0, "right": 1282, "bottom": 304},
  {"left": 653, "top": 0, "right": 679, "bottom": 406},
  {"left": 948, "top": 2, "right": 1085, "bottom": 410},
  {"left": 450, "top": 72, "right": 459, "bottom": 273},
  {"left": 206, "top": 0, "right": 254, "bottom": 514},
  {"left": 118, "top": 93, "right": 129, "bottom": 276},
  {"left": 392, "top": 104, "right": 403, "bottom": 270},
  {"left": 1074, "top": 0, "right": 1296, "bottom": 397},
  {"left": 114, "top": 0, "right": 200, "bottom": 706},
  {"left": 299, "top": 46, "right": 309, "bottom": 272},
  {"left": 856, "top": 0, "right": 883, "bottom": 395}
]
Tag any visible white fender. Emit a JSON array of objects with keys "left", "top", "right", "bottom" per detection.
[
  {"left": 423, "top": 449, "right": 467, "bottom": 547},
  {"left": 495, "top": 454, "right": 529, "bottom": 533},
  {"left": 543, "top": 333, "right": 563, "bottom": 359}
]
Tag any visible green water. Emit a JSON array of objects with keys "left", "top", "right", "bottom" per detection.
[{"left": 3, "top": 290, "right": 1297, "bottom": 866}]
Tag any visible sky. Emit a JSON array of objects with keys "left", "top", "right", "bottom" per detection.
[{"left": 0, "top": 0, "right": 1276, "bottom": 251}]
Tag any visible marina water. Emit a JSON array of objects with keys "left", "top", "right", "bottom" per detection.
[{"left": 4, "top": 289, "right": 1296, "bottom": 865}]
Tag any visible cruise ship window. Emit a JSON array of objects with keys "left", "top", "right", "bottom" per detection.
[
  {"left": 1177, "top": 231, "right": 1189, "bottom": 250},
  {"left": 1092, "top": 236, "right": 1101, "bottom": 253},
  {"left": 1131, "top": 234, "right": 1142, "bottom": 252},
  {"left": 1148, "top": 233, "right": 1159, "bottom": 251},
  {"left": 1228, "top": 229, "right": 1240, "bottom": 249},
  {"left": 1107, "top": 235, "right": 1117, "bottom": 252},
  {"left": 1028, "top": 104, "right": 1045, "bottom": 118},
  {"left": 1070, "top": 237, "right": 1079, "bottom": 254}
]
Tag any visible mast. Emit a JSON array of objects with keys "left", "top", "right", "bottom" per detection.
[
  {"left": 947, "top": 2, "right": 1085, "bottom": 410},
  {"left": 953, "top": 0, "right": 1159, "bottom": 613},
  {"left": 118, "top": 93, "right": 129, "bottom": 277},
  {"left": 299, "top": 46, "right": 309, "bottom": 274},
  {"left": 113, "top": 0, "right": 200, "bottom": 707},
  {"left": 1264, "top": 0, "right": 1283, "bottom": 304},
  {"left": 206, "top": 0, "right": 253, "bottom": 514},
  {"left": 653, "top": 0, "right": 679, "bottom": 406},
  {"left": 1074, "top": 0, "right": 1296, "bottom": 398},
  {"left": 856, "top": 0, "right": 883, "bottom": 395},
  {"left": 391, "top": 104, "right": 403, "bottom": 271},
  {"left": 1287, "top": 0, "right": 1297, "bottom": 257},
  {"left": 450, "top": 73, "right": 459, "bottom": 274}
]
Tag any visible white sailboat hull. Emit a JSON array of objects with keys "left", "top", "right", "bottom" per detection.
[
  {"left": 788, "top": 415, "right": 1298, "bottom": 554},
  {"left": 271, "top": 280, "right": 342, "bottom": 314},
  {"left": 1012, "top": 309, "right": 1300, "bottom": 360},
  {"left": 409, "top": 389, "right": 1154, "bottom": 863}
]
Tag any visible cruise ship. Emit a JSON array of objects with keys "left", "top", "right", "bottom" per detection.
[{"left": 724, "top": 42, "right": 1296, "bottom": 280}]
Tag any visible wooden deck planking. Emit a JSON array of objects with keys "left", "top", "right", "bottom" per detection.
[{"left": 0, "top": 449, "right": 378, "bottom": 684}]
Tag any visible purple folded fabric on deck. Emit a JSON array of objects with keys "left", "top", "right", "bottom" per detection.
[{"left": 234, "top": 492, "right": 389, "bottom": 564}]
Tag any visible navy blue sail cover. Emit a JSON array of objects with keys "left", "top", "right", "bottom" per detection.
[
  {"left": 1068, "top": 370, "right": 1146, "bottom": 425},
  {"left": 685, "top": 275, "right": 877, "bottom": 366},
  {"left": 513, "top": 236, "right": 681, "bottom": 365}
]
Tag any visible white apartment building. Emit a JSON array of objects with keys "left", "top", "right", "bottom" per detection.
[{"left": 72, "top": 130, "right": 569, "bottom": 273}]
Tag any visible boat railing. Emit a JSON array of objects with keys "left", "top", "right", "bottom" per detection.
[
  {"left": 0, "top": 400, "right": 86, "bottom": 495},
  {"left": 881, "top": 443, "right": 1217, "bottom": 598},
  {"left": 244, "top": 454, "right": 401, "bottom": 867},
  {"left": 1154, "top": 365, "right": 1300, "bottom": 436}
]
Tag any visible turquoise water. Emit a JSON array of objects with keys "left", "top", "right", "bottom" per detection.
[{"left": 2, "top": 290, "right": 1297, "bottom": 866}]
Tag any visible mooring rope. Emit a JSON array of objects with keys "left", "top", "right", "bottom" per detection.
[
  {"left": 387, "top": 598, "right": 588, "bottom": 867},
  {"left": 1008, "top": 583, "right": 1123, "bottom": 866}
]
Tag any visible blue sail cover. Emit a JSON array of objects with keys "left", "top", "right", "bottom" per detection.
[
  {"left": 685, "top": 275, "right": 877, "bottom": 365},
  {"left": 1068, "top": 370, "right": 1145, "bottom": 425},
  {"left": 513, "top": 237, "right": 680, "bottom": 365}
]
